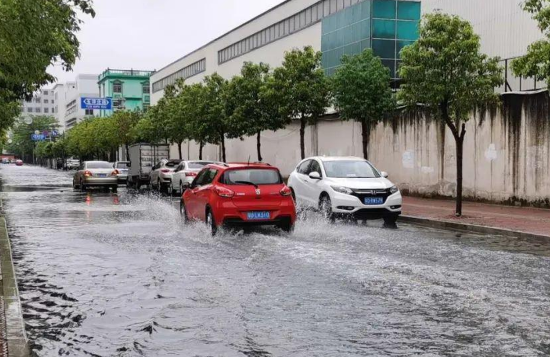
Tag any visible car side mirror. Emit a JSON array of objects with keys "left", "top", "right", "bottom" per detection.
[
  {"left": 381, "top": 171, "right": 389, "bottom": 178},
  {"left": 309, "top": 172, "right": 321, "bottom": 180},
  {"left": 127, "top": 163, "right": 131, "bottom": 168}
]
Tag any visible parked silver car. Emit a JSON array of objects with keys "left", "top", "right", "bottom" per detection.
[
  {"left": 114, "top": 161, "right": 130, "bottom": 183},
  {"left": 149, "top": 159, "right": 182, "bottom": 192},
  {"left": 169, "top": 160, "right": 220, "bottom": 195},
  {"left": 73, "top": 161, "right": 119, "bottom": 192}
]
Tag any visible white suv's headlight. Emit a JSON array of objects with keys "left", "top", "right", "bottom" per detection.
[
  {"left": 331, "top": 185, "right": 353, "bottom": 195},
  {"left": 389, "top": 185, "right": 399, "bottom": 194}
]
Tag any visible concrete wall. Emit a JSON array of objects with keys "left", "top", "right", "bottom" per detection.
[{"left": 173, "top": 91, "right": 550, "bottom": 207}]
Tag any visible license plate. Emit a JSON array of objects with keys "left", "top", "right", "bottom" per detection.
[
  {"left": 98, "top": 174, "right": 107, "bottom": 178},
  {"left": 364, "top": 197, "right": 384, "bottom": 205},
  {"left": 247, "top": 211, "right": 270, "bottom": 220}
]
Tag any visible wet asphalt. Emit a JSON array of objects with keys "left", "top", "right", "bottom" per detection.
[{"left": 1, "top": 164, "right": 549, "bottom": 356}]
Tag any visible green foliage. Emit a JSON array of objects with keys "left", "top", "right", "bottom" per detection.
[
  {"left": 272, "top": 46, "right": 330, "bottom": 159},
  {"left": 225, "top": 62, "right": 286, "bottom": 161},
  {"left": 65, "top": 117, "right": 118, "bottom": 160},
  {"left": 399, "top": 13, "right": 502, "bottom": 130},
  {"left": 332, "top": 49, "right": 395, "bottom": 159},
  {"left": 0, "top": 0, "right": 94, "bottom": 132},
  {"left": 399, "top": 13, "right": 503, "bottom": 216},
  {"left": 203, "top": 73, "right": 230, "bottom": 161},
  {"left": 512, "top": 1, "right": 550, "bottom": 81},
  {"left": 6, "top": 116, "right": 59, "bottom": 158}
]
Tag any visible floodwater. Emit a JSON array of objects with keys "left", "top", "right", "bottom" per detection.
[{"left": 1, "top": 164, "right": 550, "bottom": 356}]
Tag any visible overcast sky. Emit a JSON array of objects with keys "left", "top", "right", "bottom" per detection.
[{"left": 48, "top": 0, "right": 285, "bottom": 84}]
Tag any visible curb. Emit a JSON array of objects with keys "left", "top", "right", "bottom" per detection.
[
  {"left": 0, "top": 216, "right": 29, "bottom": 357},
  {"left": 400, "top": 215, "right": 550, "bottom": 240}
]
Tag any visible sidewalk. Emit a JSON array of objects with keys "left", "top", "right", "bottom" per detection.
[{"left": 402, "top": 196, "right": 550, "bottom": 238}]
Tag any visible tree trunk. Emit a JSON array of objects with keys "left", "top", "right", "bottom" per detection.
[
  {"left": 256, "top": 131, "right": 262, "bottom": 162},
  {"left": 199, "top": 141, "right": 204, "bottom": 160},
  {"left": 177, "top": 141, "right": 182, "bottom": 160},
  {"left": 361, "top": 120, "right": 370, "bottom": 160},
  {"left": 299, "top": 116, "right": 306, "bottom": 160},
  {"left": 125, "top": 144, "right": 130, "bottom": 161},
  {"left": 221, "top": 136, "right": 226, "bottom": 163},
  {"left": 455, "top": 131, "right": 465, "bottom": 217}
]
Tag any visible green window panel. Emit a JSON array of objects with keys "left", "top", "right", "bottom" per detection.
[
  {"left": 372, "top": 39, "right": 396, "bottom": 59},
  {"left": 373, "top": 19, "right": 396, "bottom": 39},
  {"left": 344, "top": 42, "right": 362, "bottom": 56},
  {"left": 398, "top": 1, "right": 421, "bottom": 20},
  {"left": 381, "top": 59, "right": 396, "bottom": 78},
  {"left": 396, "top": 40, "right": 414, "bottom": 57},
  {"left": 373, "top": 0, "right": 396, "bottom": 19},
  {"left": 360, "top": 1, "right": 371, "bottom": 19},
  {"left": 360, "top": 39, "right": 371, "bottom": 51},
  {"left": 397, "top": 20, "right": 419, "bottom": 40}
]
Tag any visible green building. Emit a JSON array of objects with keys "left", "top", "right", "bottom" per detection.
[
  {"left": 321, "top": 0, "right": 421, "bottom": 78},
  {"left": 97, "top": 69, "right": 155, "bottom": 117}
]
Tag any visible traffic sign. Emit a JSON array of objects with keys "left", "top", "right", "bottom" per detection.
[
  {"left": 31, "top": 134, "right": 46, "bottom": 141},
  {"left": 81, "top": 97, "right": 112, "bottom": 110}
]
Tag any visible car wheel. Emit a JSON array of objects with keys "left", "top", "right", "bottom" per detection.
[
  {"left": 168, "top": 182, "right": 174, "bottom": 196},
  {"left": 383, "top": 213, "right": 399, "bottom": 225},
  {"left": 319, "top": 195, "right": 335, "bottom": 223},
  {"left": 80, "top": 180, "right": 86, "bottom": 192},
  {"left": 157, "top": 180, "right": 162, "bottom": 193},
  {"left": 111, "top": 185, "right": 118, "bottom": 193},
  {"left": 206, "top": 209, "right": 218, "bottom": 236},
  {"left": 279, "top": 220, "right": 295, "bottom": 233},
  {"left": 180, "top": 201, "right": 188, "bottom": 223},
  {"left": 73, "top": 179, "right": 78, "bottom": 189}
]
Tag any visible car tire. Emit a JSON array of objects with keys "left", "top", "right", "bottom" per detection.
[
  {"left": 111, "top": 185, "right": 118, "bottom": 193},
  {"left": 206, "top": 209, "right": 218, "bottom": 236},
  {"left": 279, "top": 220, "right": 295, "bottom": 233},
  {"left": 73, "top": 179, "right": 79, "bottom": 189},
  {"left": 157, "top": 180, "right": 162, "bottom": 193},
  {"left": 180, "top": 201, "right": 188, "bottom": 223},
  {"left": 383, "top": 213, "right": 399, "bottom": 225},
  {"left": 168, "top": 183, "right": 175, "bottom": 196},
  {"left": 319, "top": 195, "right": 335, "bottom": 223},
  {"left": 80, "top": 180, "right": 86, "bottom": 192}
]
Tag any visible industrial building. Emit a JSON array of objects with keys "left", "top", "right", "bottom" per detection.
[{"left": 150, "top": 0, "right": 545, "bottom": 172}]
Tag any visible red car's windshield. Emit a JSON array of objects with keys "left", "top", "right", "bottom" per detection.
[{"left": 222, "top": 169, "right": 282, "bottom": 185}]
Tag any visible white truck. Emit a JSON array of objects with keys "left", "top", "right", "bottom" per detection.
[{"left": 127, "top": 143, "right": 170, "bottom": 189}]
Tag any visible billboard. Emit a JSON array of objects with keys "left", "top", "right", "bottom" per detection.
[{"left": 81, "top": 97, "right": 112, "bottom": 110}]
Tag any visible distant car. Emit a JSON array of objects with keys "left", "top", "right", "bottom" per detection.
[
  {"left": 72, "top": 161, "right": 119, "bottom": 192},
  {"left": 169, "top": 160, "right": 221, "bottom": 195},
  {"left": 113, "top": 161, "right": 130, "bottom": 183},
  {"left": 181, "top": 163, "right": 296, "bottom": 235},
  {"left": 287, "top": 156, "right": 402, "bottom": 224},
  {"left": 149, "top": 159, "right": 182, "bottom": 192},
  {"left": 66, "top": 159, "right": 80, "bottom": 170},
  {"left": 15, "top": 160, "right": 23, "bottom": 166},
  {"left": 2, "top": 158, "right": 9, "bottom": 164}
]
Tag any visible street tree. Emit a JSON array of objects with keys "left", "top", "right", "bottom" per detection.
[
  {"left": 185, "top": 83, "right": 209, "bottom": 160},
  {"left": 110, "top": 110, "right": 142, "bottom": 161},
  {"left": 203, "top": 73, "right": 230, "bottom": 162},
  {"left": 7, "top": 116, "right": 59, "bottom": 162},
  {"left": 512, "top": 0, "right": 550, "bottom": 81},
  {"left": 167, "top": 80, "right": 193, "bottom": 160},
  {"left": 272, "top": 46, "right": 330, "bottom": 160},
  {"left": 0, "top": 0, "right": 95, "bottom": 131},
  {"left": 331, "top": 49, "right": 395, "bottom": 160},
  {"left": 398, "top": 13, "right": 502, "bottom": 217}
]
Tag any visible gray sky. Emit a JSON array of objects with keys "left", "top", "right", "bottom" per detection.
[{"left": 49, "top": 0, "right": 285, "bottom": 83}]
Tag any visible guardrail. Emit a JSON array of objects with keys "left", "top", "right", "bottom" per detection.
[{"left": 500, "top": 57, "right": 546, "bottom": 93}]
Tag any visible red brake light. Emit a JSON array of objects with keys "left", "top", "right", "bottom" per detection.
[
  {"left": 280, "top": 186, "right": 292, "bottom": 197},
  {"left": 84, "top": 170, "right": 93, "bottom": 177},
  {"left": 161, "top": 169, "right": 170, "bottom": 173},
  {"left": 112, "top": 169, "right": 119, "bottom": 175},
  {"left": 185, "top": 172, "right": 197, "bottom": 177},
  {"left": 215, "top": 186, "right": 234, "bottom": 198}
]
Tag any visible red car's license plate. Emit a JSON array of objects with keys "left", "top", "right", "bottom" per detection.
[{"left": 247, "top": 211, "right": 270, "bottom": 220}]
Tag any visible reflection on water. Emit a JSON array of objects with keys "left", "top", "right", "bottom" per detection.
[{"left": 1, "top": 165, "right": 550, "bottom": 356}]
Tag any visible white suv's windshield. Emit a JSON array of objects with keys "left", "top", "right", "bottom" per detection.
[{"left": 323, "top": 160, "right": 379, "bottom": 178}]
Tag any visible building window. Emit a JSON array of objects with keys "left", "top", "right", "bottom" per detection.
[
  {"left": 44, "top": 108, "right": 49, "bottom": 113},
  {"left": 43, "top": 90, "right": 49, "bottom": 95},
  {"left": 143, "top": 83, "right": 150, "bottom": 94},
  {"left": 152, "top": 58, "right": 206, "bottom": 93},
  {"left": 36, "top": 108, "right": 41, "bottom": 113},
  {"left": 27, "top": 107, "right": 33, "bottom": 113},
  {"left": 35, "top": 97, "right": 41, "bottom": 103},
  {"left": 44, "top": 99, "right": 49, "bottom": 103},
  {"left": 113, "top": 81, "right": 123, "bottom": 93},
  {"left": 85, "top": 109, "right": 94, "bottom": 115},
  {"left": 113, "top": 99, "right": 124, "bottom": 109}
]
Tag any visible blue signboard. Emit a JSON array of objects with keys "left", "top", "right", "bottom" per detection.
[
  {"left": 81, "top": 97, "right": 112, "bottom": 110},
  {"left": 31, "top": 134, "right": 46, "bottom": 141}
]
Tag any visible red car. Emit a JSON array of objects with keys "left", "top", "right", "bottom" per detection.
[
  {"left": 180, "top": 163, "right": 296, "bottom": 235},
  {"left": 15, "top": 160, "right": 23, "bottom": 166}
]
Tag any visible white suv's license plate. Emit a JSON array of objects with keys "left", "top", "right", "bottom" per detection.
[
  {"left": 247, "top": 211, "right": 270, "bottom": 220},
  {"left": 364, "top": 197, "right": 384, "bottom": 205}
]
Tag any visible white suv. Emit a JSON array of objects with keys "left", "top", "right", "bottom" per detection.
[{"left": 288, "top": 156, "right": 402, "bottom": 224}]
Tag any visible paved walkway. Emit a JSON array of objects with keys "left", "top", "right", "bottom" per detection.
[{"left": 402, "top": 196, "right": 550, "bottom": 238}]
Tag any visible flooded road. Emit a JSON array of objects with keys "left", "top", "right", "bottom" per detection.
[{"left": 1, "top": 164, "right": 550, "bottom": 356}]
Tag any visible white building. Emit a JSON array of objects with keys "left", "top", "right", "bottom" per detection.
[
  {"left": 150, "top": 0, "right": 544, "bottom": 172},
  {"left": 21, "top": 89, "right": 56, "bottom": 117},
  {"left": 53, "top": 74, "right": 100, "bottom": 131}
]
